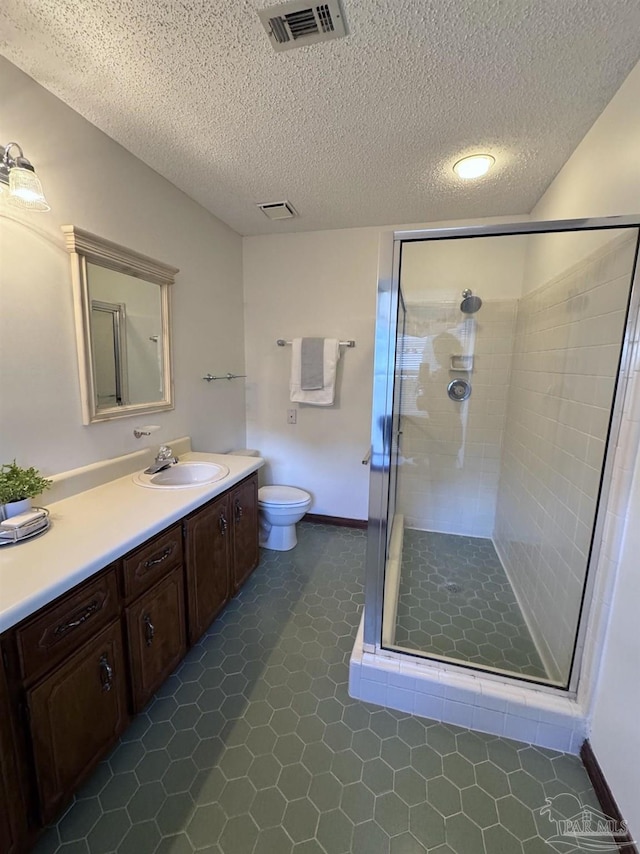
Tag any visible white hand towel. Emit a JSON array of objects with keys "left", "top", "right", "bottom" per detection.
[{"left": 290, "top": 338, "right": 340, "bottom": 405}]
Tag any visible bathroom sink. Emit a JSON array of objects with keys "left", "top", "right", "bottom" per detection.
[{"left": 133, "top": 462, "right": 230, "bottom": 489}]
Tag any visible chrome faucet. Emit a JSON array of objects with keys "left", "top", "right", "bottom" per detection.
[{"left": 144, "top": 445, "right": 179, "bottom": 474}]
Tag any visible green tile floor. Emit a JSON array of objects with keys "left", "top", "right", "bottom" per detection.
[
  {"left": 35, "top": 523, "right": 608, "bottom": 853},
  {"left": 393, "top": 530, "right": 547, "bottom": 679}
]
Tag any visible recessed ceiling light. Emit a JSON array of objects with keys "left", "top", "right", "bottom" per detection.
[{"left": 453, "top": 154, "right": 495, "bottom": 180}]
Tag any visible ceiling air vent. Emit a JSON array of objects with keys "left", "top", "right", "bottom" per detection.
[
  {"left": 258, "top": 0, "right": 347, "bottom": 52},
  {"left": 257, "top": 200, "right": 299, "bottom": 220}
]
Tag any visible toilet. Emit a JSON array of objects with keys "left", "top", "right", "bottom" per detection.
[
  {"left": 258, "top": 485, "right": 312, "bottom": 551},
  {"left": 227, "top": 450, "right": 311, "bottom": 551}
]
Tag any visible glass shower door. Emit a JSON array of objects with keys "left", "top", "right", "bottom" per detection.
[{"left": 366, "top": 217, "right": 640, "bottom": 690}]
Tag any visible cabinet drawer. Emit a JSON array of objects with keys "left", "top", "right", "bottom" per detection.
[
  {"left": 122, "top": 524, "right": 183, "bottom": 601},
  {"left": 16, "top": 567, "right": 119, "bottom": 684}
]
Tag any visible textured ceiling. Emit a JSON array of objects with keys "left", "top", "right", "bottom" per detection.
[{"left": 1, "top": 1, "right": 640, "bottom": 235}]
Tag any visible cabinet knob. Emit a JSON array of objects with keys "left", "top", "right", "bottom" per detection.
[
  {"left": 143, "top": 614, "right": 155, "bottom": 647},
  {"left": 219, "top": 514, "right": 228, "bottom": 535},
  {"left": 234, "top": 500, "right": 243, "bottom": 523},
  {"left": 99, "top": 653, "right": 113, "bottom": 692}
]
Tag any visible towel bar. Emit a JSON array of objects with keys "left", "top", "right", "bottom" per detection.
[
  {"left": 202, "top": 373, "right": 247, "bottom": 382},
  {"left": 277, "top": 339, "right": 355, "bottom": 348}
]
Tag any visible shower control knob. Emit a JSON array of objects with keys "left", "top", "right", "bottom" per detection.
[{"left": 447, "top": 379, "right": 471, "bottom": 401}]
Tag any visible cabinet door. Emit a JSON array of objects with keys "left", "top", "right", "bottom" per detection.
[
  {"left": 27, "top": 620, "right": 128, "bottom": 824},
  {"left": 231, "top": 474, "right": 259, "bottom": 593},
  {"left": 126, "top": 567, "right": 186, "bottom": 712},
  {"left": 184, "top": 494, "right": 230, "bottom": 645},
  {"left": 0, "top": 657, "right": 27, "bottom": 854}
]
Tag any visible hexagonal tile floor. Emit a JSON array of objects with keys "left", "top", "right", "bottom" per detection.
[
  {"left": 35, "top": 523, "right": 607, "bottom": 854},
  {"left": 393, "top": 530, "right": 547, "bottom": 679}
]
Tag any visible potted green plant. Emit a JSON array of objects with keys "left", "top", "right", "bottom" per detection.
[{"left": 0, "top": 460, "right": 52, "bottom": 519}]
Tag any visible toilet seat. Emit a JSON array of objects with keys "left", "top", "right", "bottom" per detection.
[{"left": 258, "top": 485, "right": 310, "bottom": 506}]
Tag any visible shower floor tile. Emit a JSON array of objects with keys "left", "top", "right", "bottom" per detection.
[
  {"left": 393, "top": 529, "right": 548, "bottom": 679},
  {"left": 34, "top": 523, "right": 606, "bottom": 854}
]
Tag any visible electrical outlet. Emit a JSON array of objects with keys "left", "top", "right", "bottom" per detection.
[{"left": 287, "top": 409, "right": 297, "bottom": 424}]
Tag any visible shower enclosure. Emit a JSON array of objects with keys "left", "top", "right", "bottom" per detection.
[{"left": 365, "top": 216, "right": 640, "bottom": 691}]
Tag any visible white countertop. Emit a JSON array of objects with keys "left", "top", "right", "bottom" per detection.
[{"left": 0, "top": 452, "right": 263, "bottom": 634}]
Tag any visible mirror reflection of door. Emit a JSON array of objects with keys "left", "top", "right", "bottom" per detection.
[
  {"left": 87, "top": 263, "right": 164, "bottom": 409},
  {"left": 91, "top": 300, "right": 128, "bottom": 408}
]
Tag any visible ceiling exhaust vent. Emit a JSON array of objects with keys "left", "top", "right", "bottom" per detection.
[
  {"left": 257, "top": 200, "right": 299, "bottom": 220},
  {"left": 258, "top": 1, "right": 347, "bottom": 52}
]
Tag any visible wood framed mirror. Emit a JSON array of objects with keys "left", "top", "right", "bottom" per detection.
[{"left": 62, "top": 225, "right": 178, "bottom": 425}]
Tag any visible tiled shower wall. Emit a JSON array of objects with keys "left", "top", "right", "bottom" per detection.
[
  {"left": 397, "top": 301, "right": 517, "bottom": 537},
  {"left": 493, "top": 234, "right": 636, "bottom": 682}
]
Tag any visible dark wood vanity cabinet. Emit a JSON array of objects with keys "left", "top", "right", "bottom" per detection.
[
  {"left": 2, "top": 468, "right": 260, "bottom": 843},
  {"left": 0, "top": 656, "right": 28, "bottom": 854},
  {"left": 230, "top": 474, "right": 259, "bottom": 592},
  {"left": 27, "top": 619, "right": 129, "bottom": 824}
]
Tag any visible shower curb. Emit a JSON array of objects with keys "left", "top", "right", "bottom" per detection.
[{"left": 349, "top": 614, "right": 588, "bottom": 754}]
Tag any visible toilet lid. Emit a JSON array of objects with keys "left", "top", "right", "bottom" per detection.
[{"left": 259, "top": 485, "right": 310, "bottom": 505}]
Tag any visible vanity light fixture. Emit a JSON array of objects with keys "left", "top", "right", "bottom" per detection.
[
  {"left": 0, "top": 142, "right": 50, "bottom": 211},
  {"left": 453, "top": 153, "right": 495, "bottom": 180}
]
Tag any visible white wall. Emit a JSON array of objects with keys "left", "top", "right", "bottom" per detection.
[
  {"left": 243, "top": 228, "right": 378, "bottom": 518},
  {"left": 0, "top": 58, "right": 246, "bottom": 478},
  {"left": 531, "top": 59, "right": 640, "bottom": 838}
]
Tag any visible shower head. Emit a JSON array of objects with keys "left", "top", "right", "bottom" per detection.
[{"left": 460, "top": 289, "right": 482, "bottom": 313}]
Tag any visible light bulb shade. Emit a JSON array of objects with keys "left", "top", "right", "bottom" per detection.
[
  {"left": 9, "top": 166, "right": 50, "bottom": 211},
  {"left": 453, "top": 154, "right": 495, "bottom": 180}
]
